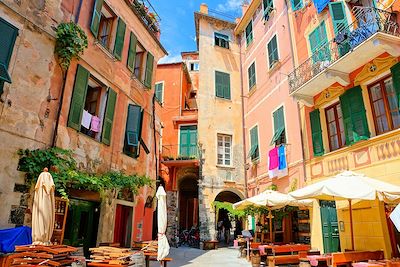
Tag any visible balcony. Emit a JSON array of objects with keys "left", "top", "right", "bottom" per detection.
[
  {"left": 288, "top": 7, "right": 400, "bottom": 104},
  {"left": 161, "top": 144, "right": 199, "bottom": 167},
  {"left": 130, "top": 0, "right": 160, "bottom": 35}
]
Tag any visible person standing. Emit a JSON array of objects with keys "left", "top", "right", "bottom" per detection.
[{"left": 223, "top": 217, "right": 232, "bottom": 244}]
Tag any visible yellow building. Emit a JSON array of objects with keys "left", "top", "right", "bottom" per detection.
[{"left": 288, "top": 0, "right": 400, "bottom": 257}]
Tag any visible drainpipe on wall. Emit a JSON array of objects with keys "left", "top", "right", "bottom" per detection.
[
  {"left": 238, "top": 36, "right": 248, "bottom": 198},
  {"left": 152, "top": 93, "right": 159, "bottom": 181},
  {"left": 51, "top": 68, "right": 68, "bottom": 148},
  {"left": 284, "top": 0, "right": 307, "bottom": 183}
]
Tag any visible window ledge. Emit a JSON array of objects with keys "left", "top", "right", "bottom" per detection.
[
  {"left": 214, "top": 44, "right": 230, "bottom": 50},
  {"left": 269, "top": 61, "right": 281, "bottom": 74},
  {"left": 263, "top": 9, "right": 276, "bottom": 24},
  {"left": 215, "top": 96, "right": 232, "bottom": 101},
  {"left": 94, "top": 40, "right": 117, "bottom": 61},
  {"left": 248, "top": 86, "right": 257, "bottom": 97},
  {"left": 216, "top": 164, "right": 235, "bottom": 170},
  {"left": 224, "top": 180, "right": 236, "bottom": 184},
  {"left": 70, "top": 127, "right": 109, "bottom": 147},
  {"left": 246, "top": 40, "right": 254, "bottom": 51},
  {"left": 131, "top": 74, "right": 148, "bottom": 90}
]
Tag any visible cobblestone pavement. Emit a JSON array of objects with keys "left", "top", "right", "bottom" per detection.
[{"left": 150, "top": 246, "right": 252, "bottom": 267}]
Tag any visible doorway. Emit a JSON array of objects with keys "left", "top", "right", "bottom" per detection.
[
  {"left": 320, "top": 200, "right": 340, "bottom": 253},
  {"left": 178, "top": 176, "right": 198, "bottom": 230},
  {"left": 63, "top": 199, "right": 100, "bottom": 256},
  {"left": 114, "top": 204, "right": 133, "bottom": 247}
]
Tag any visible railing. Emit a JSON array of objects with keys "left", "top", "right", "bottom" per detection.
[
  {"left": 161, "top": 144, "right": 199, "bottom": 161},
  {"left": 131, "top": 0, "right": 161, "bottom": 34},
  {"left": 288, "top": 7, "right": 399, "bottom": 94}
]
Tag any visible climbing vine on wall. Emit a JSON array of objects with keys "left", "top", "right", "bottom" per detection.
[
  {"left": 17, "top": 148, "right": 153, "bottom": 199},
  {"left": 213, "top": 201, "right": 246, "bottom": 218}
]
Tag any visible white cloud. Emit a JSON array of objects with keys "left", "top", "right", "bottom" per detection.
[
  {"left": 158, "top": 53, "right": 182, "bottom": 64},
  {"left": 216, "top": 0, "right": 243, "bottom": 12}
]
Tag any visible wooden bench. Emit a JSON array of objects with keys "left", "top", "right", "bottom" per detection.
[
  {"left": 203, "top": 240, "right": 218, "bottom": 250},
  {"left": 267, "top": 244, "right": 312, "bottom": 267},
  {"left": 268, "top": 255, "right": 300, "bottom": 267},
  {"left": 332, "top": 251, "right": 384, "bottom": 267},
  {"left": 149, "top": 257, "right": 172, "bottom": 267}
]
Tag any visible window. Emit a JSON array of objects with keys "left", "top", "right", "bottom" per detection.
[
  {"left": 179, "top": 125, "right": 198, "bottom": 157},
  {"left": 215, "top": 71, "right": 231, "bottom": 100},
  {"left": 248, "top": 62, "right": 256, "bottom": 90},
  {"left": 369, "top": 76, "right": 400, "bottom": 135},
  {"left": 124, "top": 104, "right": 143, "bottom": 158},
  {"left": 263, "top": 0, "right": 274, "bottom": 21},
  {"left": 190, "top": 62, "right": 199, "bottom": 71},
  {"left": 134, "top": 42, "right": 145, "bottom": 80},
  {"left": 214, "top": 32, "right": 230, "bottom": 49},
  {"left": 325, "top": 103, "right": 345, "bottom": 151},
  {"left": 271, "top": 106, "right": 286, "bottom": 146},
  {"left": 245, "top": 21, "right": 253, "bottom": 46},
  {"left": 290, "top": 0, "right": 303, "bottom": 11},
  {"left": 0, "top": 18, "right": 18, "bottom": 94},
  {"left": 217, "top": 134, "right": 232, "bottom": 166},
  {"left": 155, "top": 82, "right": 164, "bottom": 104},
  {"left": 249, "top": 126, "right": 259, "bottom": 161},
  {"left": 309, "top": 22, "right": 330, "bottom": 63},
  {"left": 90, "top": 0, "right": 126, "bottom": 60},
  {"left": 267, "top": 35, "right": 279, "bottom": 69},
  {"left": 329, "top": 2, "right": 350, "bottom": 57},
  {"left": 310, "top": 109, "right": 324, "bottom": 156},
  {"left": 68, "top": 65, "right": 117, "bottom": 145}
]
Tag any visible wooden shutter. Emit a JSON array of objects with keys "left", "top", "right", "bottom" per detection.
[
  {"left": 144, "top": 52, "right": 154, "bottom": 88},
  {"left": 127, "top": 32, "right": 137, "bottom": 71},
  {"left": 101, "top": 88, "right": 117, "bottom": 145},
  {"left": 248, "top": 63, "right": 256, "bottom": 89},
  {"left": 340, "top": 86, "right": 370, "bottom": 145},
  {"left": 291, "top": 0, "right": 303, "bottom": 10},
  {"left": 246, "top": 22, "right": 253, "bottom": 45},
  {"left": 90, "top": 0, "right": 104, "bottom": 37},
  {"left": 329, "top": 2, "right": 348, "bottom": 35},
  {"left": 155, "top": 83, "right": 163, "bottom": 103},
  {"left": 189, "top": 127, "right": 198, "bottom": 156},
  {"left": 215, "top": 71, "right": 224, "bottom": 98},
  {"left": 125, "top": 104, "right": 143, "bottom": 157},
  {"left": 113, "top": 18, "right": 126, "bottom": 61},
  {"left": 68, "top": 65, "right": 89, "bottom": 131},
  {"left": 0, "top": 18, "right": 18, "bottom": 67},
  {"left": 268, "top": 36, "right": 278, "bottom": 67},
  {"left": 223, "top": 72, "right": 231, "bottom": 99},
  {"left": 390, "top": 62, "right": 400, "bottom": 109},
  {"left": 250, "top": 126, "right": 259, "bottom": 160},
  {"left": 310, "top": 109, "right": 324, "bottom": 156},
  {"left": 270, "top": 106, "right": 285, "bottom": 145}
]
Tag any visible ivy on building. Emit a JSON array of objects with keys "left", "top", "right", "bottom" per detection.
[{"left": 17, "top": 147, "right": 152, "bottom": 199}]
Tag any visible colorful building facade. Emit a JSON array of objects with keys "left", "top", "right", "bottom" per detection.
[{"left": 288, "top": 0, "right": 400, "bottom": 257}]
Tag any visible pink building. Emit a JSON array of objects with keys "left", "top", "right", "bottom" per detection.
[{"left": 235, "top": 1, "right": 305, "bottom": 204}]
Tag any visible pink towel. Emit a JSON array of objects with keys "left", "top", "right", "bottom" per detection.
[
  {"left": 268, "top": 147, "right": 279, "bottom": 170},
  {"left": 90, "top": 116, "right": 101, "bottom": 133}
]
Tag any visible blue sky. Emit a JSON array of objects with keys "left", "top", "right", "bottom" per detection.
[{"left": 150, "top": 0, "right": 243, "bottom": 63}]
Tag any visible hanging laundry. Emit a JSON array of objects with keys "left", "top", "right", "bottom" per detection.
[
  {"left": 268, "top": 147, "right": 279, "bottom": 178},
  {"left": 312, "top": 0, "right": 330, "bottom": 13},
  {"left": 278, "top": 145, "right": 288, "bottom": 178},
  {"left": 90, "top": 116, "right": 101, "bottom": 133},
  {"left": 81, "top": 110, "right": 92, "bottom": 129}
]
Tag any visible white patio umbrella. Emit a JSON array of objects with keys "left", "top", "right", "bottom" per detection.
[
  {"left": 156, "top": 186, "right": 169, "bottom": 261},
  {"left": 289, "top": 171, "right": 400, "bottom": 250},
  {"left": 233, "top": 190, "right": 312, "bottom": 242},
  {"left": 32, "top": 168, "right": 55, "bottom": 245}
]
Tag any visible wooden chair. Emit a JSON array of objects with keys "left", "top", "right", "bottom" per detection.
[{"left": 331, "top": 250, "right": 384, "bottom": 267}]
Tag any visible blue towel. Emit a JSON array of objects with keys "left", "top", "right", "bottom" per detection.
[
  {"left": 312, "top": 0, "right": 330, "bottom": 13},
  {"left": 0, "top": 226, "right": 32, "bottom": 253},
  {"left": 278, "top": 146, "right": 287, "bottom": 170}
]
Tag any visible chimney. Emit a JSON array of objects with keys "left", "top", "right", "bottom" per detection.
[
  {"left": 242, "top": 3, "right": 249, "bottom": 17},
  {"left": 200, "top": 3, "right": 208, "bottom": 14}
]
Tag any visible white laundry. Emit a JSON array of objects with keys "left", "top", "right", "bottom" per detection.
[{"left": 81, "top": 110, "right": 92, "bottom": 129}]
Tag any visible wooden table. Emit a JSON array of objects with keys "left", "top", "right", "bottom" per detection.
[
  {"left": 143, "top": 251, "right": 172, "bottom": 267},
  {"left": 305, "top": 255, "right": 332, "bottom": 267}
]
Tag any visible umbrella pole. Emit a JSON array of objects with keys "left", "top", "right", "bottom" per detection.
[
  {"left": 268, "top": 209, "right": 273, "bottom": 243},
  {"left": 349, "top": 199, "right": 355, "bottom": 251}
]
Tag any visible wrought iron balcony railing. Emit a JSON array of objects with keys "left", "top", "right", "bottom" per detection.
[
  {"left": 131, "top": 0, "right": 161, "bottom": 34},
  {"left": 161, "top": 144, "right": 199, "bottom": 161},
  {"left": 288, "top": 7, "right": 399, "bottom": 95}
]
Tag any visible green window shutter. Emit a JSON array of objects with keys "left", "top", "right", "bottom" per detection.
[
  {"left": 68, "top": 65, "right": 90, "bottom": 131},
  {"left": 223, "top": 72, "right": 231, "bottom": 99},
  {"left": 101, "top": 88, "right": 117, "bottom": 145},
  {"left": 309, "top": 22, "right": 329, "bottom": 62},
  {"left": 329, "top": 2, "right": 348, "bottom": 35},
  {"left": 310, "top": 109, "right": 324, "bottom": 156},
  {"left": 127, "top": 32, "right": 137, "bottom": 71},
  {"left": 125, "top": 104, "right": 143, "bottom": 157},
  {"left": 155, "top": 83, "right": 163, "bottom": 103},
  {"left": 215, "top": 71, "right": 230, "bottom": 99},
  {"left": 248, "top": 63, "right": 256, "bottom": 89},
  {"left": 179, "top": 125, "right": 197, "bottom": 156},
  {"left": 340, "top": 86, "right": 370, "bottom": 145},
  {"left": 250, "top": 126, "right": 259, "bottom": 160},
  {"left": 390, "top": 62, "right": 400, "bottom": 109},
  {"left": 90, "top": 0, "right": 104, "bottom": 37},
  {"left": 144, "top": 52, "right": 154, "bottom": 88},
  {"left": 245, "top": 21, "right": 253, "bottom": 46},
  {"left": 113, "top": 18, "right": 126, "bottom": 61},
  {"left": 270, "top": 106, "right": 285, "bottom": 145},
  {"left": 268, "top": 36, "right": 278, "bottom": 68},
  {"left": 0, "top": 18, "right": 18, "bottom": 67},
  {"left": 291, "top": 0, "right": 303, "bottom": 11}
]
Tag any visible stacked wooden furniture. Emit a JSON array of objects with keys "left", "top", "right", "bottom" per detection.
[
  {"left": 5, "top": 245, "right": 78, "bottom": 267},
  {"left": 88, "top": 247, "right": 134, "bottom": 266},
  {"left": 51, "top": 197, "right": 69, "bottom": 245}
]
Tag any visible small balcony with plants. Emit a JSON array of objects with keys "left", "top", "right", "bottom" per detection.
[
  {"left": 161, "top": 144, "right": 199, "bottom": 167},
  {"left": 288, "top": 7, "right": 399, "bottom": 105},
  {"left": 130, "top": 0, "right": 160, "bottom": 35}
]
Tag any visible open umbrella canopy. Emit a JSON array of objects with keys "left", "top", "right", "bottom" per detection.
[
  {"left": 156, "top": 186, "right": 169, "bottom": 261},
  {"left": 32, "top": 169, "right": 55, "bottom": 245},
  {"left": 289, "top": 171, "right": 400, "bottom": 202},
  {"left": 233, "top": 189, "right": 312, "bottom": 211}
]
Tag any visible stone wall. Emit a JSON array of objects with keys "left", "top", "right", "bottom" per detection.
[{"left": 166, "top": 191, "right": 178, "bottom": 245}]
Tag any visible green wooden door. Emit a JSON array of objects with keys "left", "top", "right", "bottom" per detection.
[
  {"left": 320, "top": 200, "right": 340, "bottom": 253},
  {"left": 64, "top": 199, "right": 100, "bottom": 256},
  {"left": 179, "top": 125, "right": 197, "bottom": 157}
]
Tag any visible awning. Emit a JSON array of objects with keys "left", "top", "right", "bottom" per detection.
[
  {"left": 0, "top": 63, "right": 12, "bottom": 83},
  {"left": 270, "top": 127, "right": 284, "bottom": 145},
  {"left": 312, "top": 0, "right": 330, "bottom": 13},
  {"left": 247, "top": 144, "right": 258, "bottom": 158},
  {"left": 215, "top": 32, "right": 230, "bottom": 42}
]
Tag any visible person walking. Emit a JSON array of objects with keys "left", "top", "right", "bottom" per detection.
[{"left": 223, "top": 217, "right": 232, "bottom": 244}]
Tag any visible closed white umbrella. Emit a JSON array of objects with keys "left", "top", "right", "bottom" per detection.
[
  {"left": 32, "top": 168, "right": 55, "bottom": 245},
  {"left": 233, "top": 190, "right": 312, "bottom": 242},
  {"left": 289, "top": 171, "right": 400, "bottom": 250},
  {"left": 156, "top": 186, "right": 169, "bottom": 261}
]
